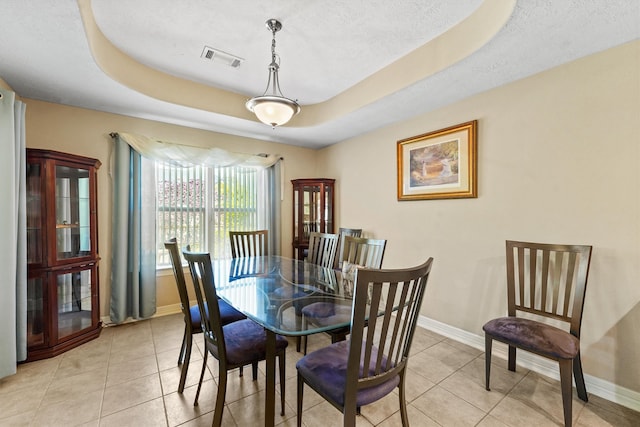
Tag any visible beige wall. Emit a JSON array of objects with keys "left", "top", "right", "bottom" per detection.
[
  {"left": 318, "top": 40, "right": 640, "bottom": 392},
  {"left": 22, "top": 102, "right": 318, "bottom": 319}
]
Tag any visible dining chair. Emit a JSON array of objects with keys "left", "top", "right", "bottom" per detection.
[
  {"left": 301, "top": 236, "right": 387, "bottom": 354},
  {"left": 229, "top": 229, "right": 268, "bottom": 258},
  {"left": 333, "top": 227, "right": 362, "bottom": 270},
  {"left": 164, "top": 238, "right": 246, "bottom": 394},
  {"left": 289, "top": 231, "right": 340, "bottom": 350},
  {"left": 182, "top": 247, "right": 288, "bottom": 426},
  {"left": 483, "top": 240, "right": 592, "bottom": 427},
  {"left": 296, "top": 258, "right": 434, "bottom": 427},
  {"left": 307, "top": 232, "right": 340, "bottom": 270}
]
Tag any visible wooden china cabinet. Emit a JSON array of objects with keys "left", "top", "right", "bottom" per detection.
[
  {"left": 292, "top": 178, "right": 335, "bottom": 260},
  {"left": 26, "top": 149, "right": 102, "bottom": 361}
]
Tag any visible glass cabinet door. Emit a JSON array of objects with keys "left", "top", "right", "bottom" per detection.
[
  {"left": 292, "top": 179, "right": 335, "bottom": 260},
  {"left": 56, "top": 266, "right": 95, "bottom": 340},
  {"left": 26, "top": 162, "right": 43, "bottom": 265},
  {"left": 27, "top": 274, "right": 45, "bottom": 347},
  {"left": 55, "top": 165, "right": 92, "bottom": 261}
]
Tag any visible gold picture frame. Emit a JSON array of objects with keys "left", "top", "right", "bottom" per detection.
[{"left": 397, "top": 120, "right": 477, "bottom": 201}]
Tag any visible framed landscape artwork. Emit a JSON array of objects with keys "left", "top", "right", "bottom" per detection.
[{"left": 397, "top": 120, "right": 477, "bottom": 201}]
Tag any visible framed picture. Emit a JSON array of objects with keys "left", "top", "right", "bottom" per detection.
[{"left": 397, "top": 120, "right": 477, "bottom": 201}]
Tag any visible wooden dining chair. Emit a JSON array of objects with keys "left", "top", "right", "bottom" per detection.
[
  {"left": 483, "top": 240, "right": 592, "bottom": 427},
  {"left": 229, "top": 230, "right": 268, "bottom": 258},
  {"left": 296, "top": 258, "right": 434, "bottom": 427},
  {"left": 182, "top": 247, "right": 288, "bottom": 426},
  {"left": 307, "top": 232, "right": 340, "bottom": 269},
  {"left": 164, "top": 238, "right": 246, "bottom": 394},
  {"left": 334, "top": 227, "right": 362, "bottom": 269},
  {"left": 301, "top": 236, "right": 387, "bottom": 354}
]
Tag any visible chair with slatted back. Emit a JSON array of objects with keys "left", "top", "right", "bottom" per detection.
[
  {"left": 163, "top": 238, "right": 246, "bottom": 394},
  {"left": 229, "top": 230, "right": 268, "bottom": 258},
  {"left": 183, "top": 247, "right": 288, "bottom": 426},
  {"left": 296, "top": 258, "right": 434, "bottom": 427},
  {"left": 301, "top": 236, "right": 387, "bottom": 354},
  {"left": 288, "top": 231, "right": 340, "bottom": 351},
  {"left": 334, "top": 228, "right": 363, "bottom": 269},
  {"left": 307, "top": 232, "right": 340, "bottom": 269},
  {"left": 483, "top": 240, "right": 592, "bottom": 427}
]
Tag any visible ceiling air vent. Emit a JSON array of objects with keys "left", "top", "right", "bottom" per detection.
[{"left": 201, "top": 46, "right": 243, "bottom": 68}]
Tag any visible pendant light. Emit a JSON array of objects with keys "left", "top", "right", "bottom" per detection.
[{"left": 246, "top": 19, "right": 300, "bottom": 128}]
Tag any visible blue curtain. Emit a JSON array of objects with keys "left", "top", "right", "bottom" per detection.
[
  {"left": 110, "top": 134, "right": 156, "bottom": 323},
  {"left": 0, "top": 88, "right": 27, "bottom": 379}
]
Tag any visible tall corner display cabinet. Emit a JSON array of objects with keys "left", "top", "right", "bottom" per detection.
[
  {"left": 26, "top": 149, "right": 102, "bottom": 361},
  {"left": 292, "top": 178, "right": 335, "bottom": 260}
]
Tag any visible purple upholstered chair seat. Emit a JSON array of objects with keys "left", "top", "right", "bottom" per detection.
[
  {"left": 302, "top": 301, "right": 351, "bottom": 327},
  {"left": 217, "top": 319, "right": 289, "bottom": 365},
  {"left": 483, "top": 317, "right": 579, "bottom": 359},
  {"left": 296, "top": 340, "right": 399, "bottom": 407},
  {"left": 189, "top": 299, "right": 246, "bottom": 331}
]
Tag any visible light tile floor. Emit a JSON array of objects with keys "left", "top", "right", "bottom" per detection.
[{"left": 1, "top": 313, "right": 638, "bottom": 426}]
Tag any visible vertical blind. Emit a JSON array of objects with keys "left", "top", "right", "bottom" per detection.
[{"left": 156, "top": 161, "right": 260, "bottom": 266}]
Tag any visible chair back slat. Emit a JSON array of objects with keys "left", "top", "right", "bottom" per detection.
[
  {"left": 229, "top": 230, "right": 268, "bottom": 258},
  {"left": 183, "top": 247, "right": 226, "bottom": 359},
  {"left": 307, "top": 232, "right": 339, "bottom": 268},
  {"left": 341, "top": 236, "right": 386, "bottom": 269},
  {"left": 506, "top": 240, "right": 592, "bottom": 335},
  {"left": 345, "top": 258, "right": 433, "bottom": 397}
]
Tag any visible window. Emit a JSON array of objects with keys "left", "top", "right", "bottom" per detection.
[{"left": 155, "top": 160, "right": 265, "bottom": 267}]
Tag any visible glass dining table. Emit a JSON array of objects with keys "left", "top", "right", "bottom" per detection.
[{"left": 211, "top": 255, "right": 355, "bottom": 427}]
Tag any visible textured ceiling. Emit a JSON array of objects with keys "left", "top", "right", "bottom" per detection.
[{"left": 0, "top": 0, "right": 638, "bottom": 149}]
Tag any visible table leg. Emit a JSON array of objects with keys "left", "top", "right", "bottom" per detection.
[{"left": 265, "top": 329, "right": 276, "bottom": 427}]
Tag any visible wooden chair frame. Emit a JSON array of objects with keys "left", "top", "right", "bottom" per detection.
[
  {"left": 484, "top": 240, "right": 592, "bottom": 427},
  {"left": 229, "top": 230, "right": 268, "bottom": 258}
]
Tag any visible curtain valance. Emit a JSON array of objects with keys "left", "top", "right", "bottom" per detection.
[{"left": 113, "top": 132, "right": 281, "bottom": 168}]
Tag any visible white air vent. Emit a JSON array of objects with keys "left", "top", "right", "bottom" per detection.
[{"left": 201, "top": 46, "right": 243, "bottom": 68}]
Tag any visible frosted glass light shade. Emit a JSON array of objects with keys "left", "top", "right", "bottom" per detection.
[{"left": 246, "top": 95, "right": 300, "bottom": 127}]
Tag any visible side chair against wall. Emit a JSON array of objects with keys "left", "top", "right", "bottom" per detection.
[
  {"left": 229, "top": 230, "right": 268, "bottom": 258},
  {"left": 164, "top": 238, "right": 246, "bottom": 393},
  {"left": 182, "top": 247, "right": 289, "bottom": 426},
  {"left": 296, "top": 258, "right": 434, "bottom": 427},
  {"left": 333, "top": 228, "right": 362, "bottom": 270},
  {"left": 301, "top": 236, "right": 387, "bottom": 354},
  {"left": 307, "top": 232, "right": 340, "bottom": 269},
  {"left": 483, "top": 240, "right": 593, "bottom": 427}
]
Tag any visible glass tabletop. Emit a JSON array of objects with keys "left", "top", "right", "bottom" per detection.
[{"left": 212, "top": 255, "right": 355, "bottom": 336}]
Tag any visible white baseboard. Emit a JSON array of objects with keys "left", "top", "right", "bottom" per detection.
[
  {"left": 417, "top": 315, "right": 640, "bottom": 412},
  {"left": 100, "top": 303, "right": 183, "bottom": 327}
]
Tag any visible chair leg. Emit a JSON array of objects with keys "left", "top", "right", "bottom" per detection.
[
  {"left": 213, "top": 368, "right": 228, "bottom": 427},
  {"left": 178, "top": 332, "right": 193, "bottom": 393},
  {"left": 508, "top": 345, "right": 516, "bottom": 372},
  {"left": 559, "top": 358, "right": 573, "bottom": 427},
  {"left": 279, "top": 351, "right": 286, "bottom": 416},
  {"left": 296, "top": 314, "right": 303, "bottom": 353},
  {"left": 573, "top": 351, "right": 588, "bottom": 402},
  {"left": 178, "top": 325, "right": 188, "bottom": 365},
  {"left": 297, "top": 373, "right": 304, "bottom": 427},
  {"left": 193, "top": 350, "right": 208, "bottom": 406},
  {"left": 252, "top": 362, "right": 258, "bottom": 381},
  {"left": 398, "top": 371, "right": 409, "bottom": 427},
  {"left": 485, "top": 334, "right": 492, "bottom": 391}
]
